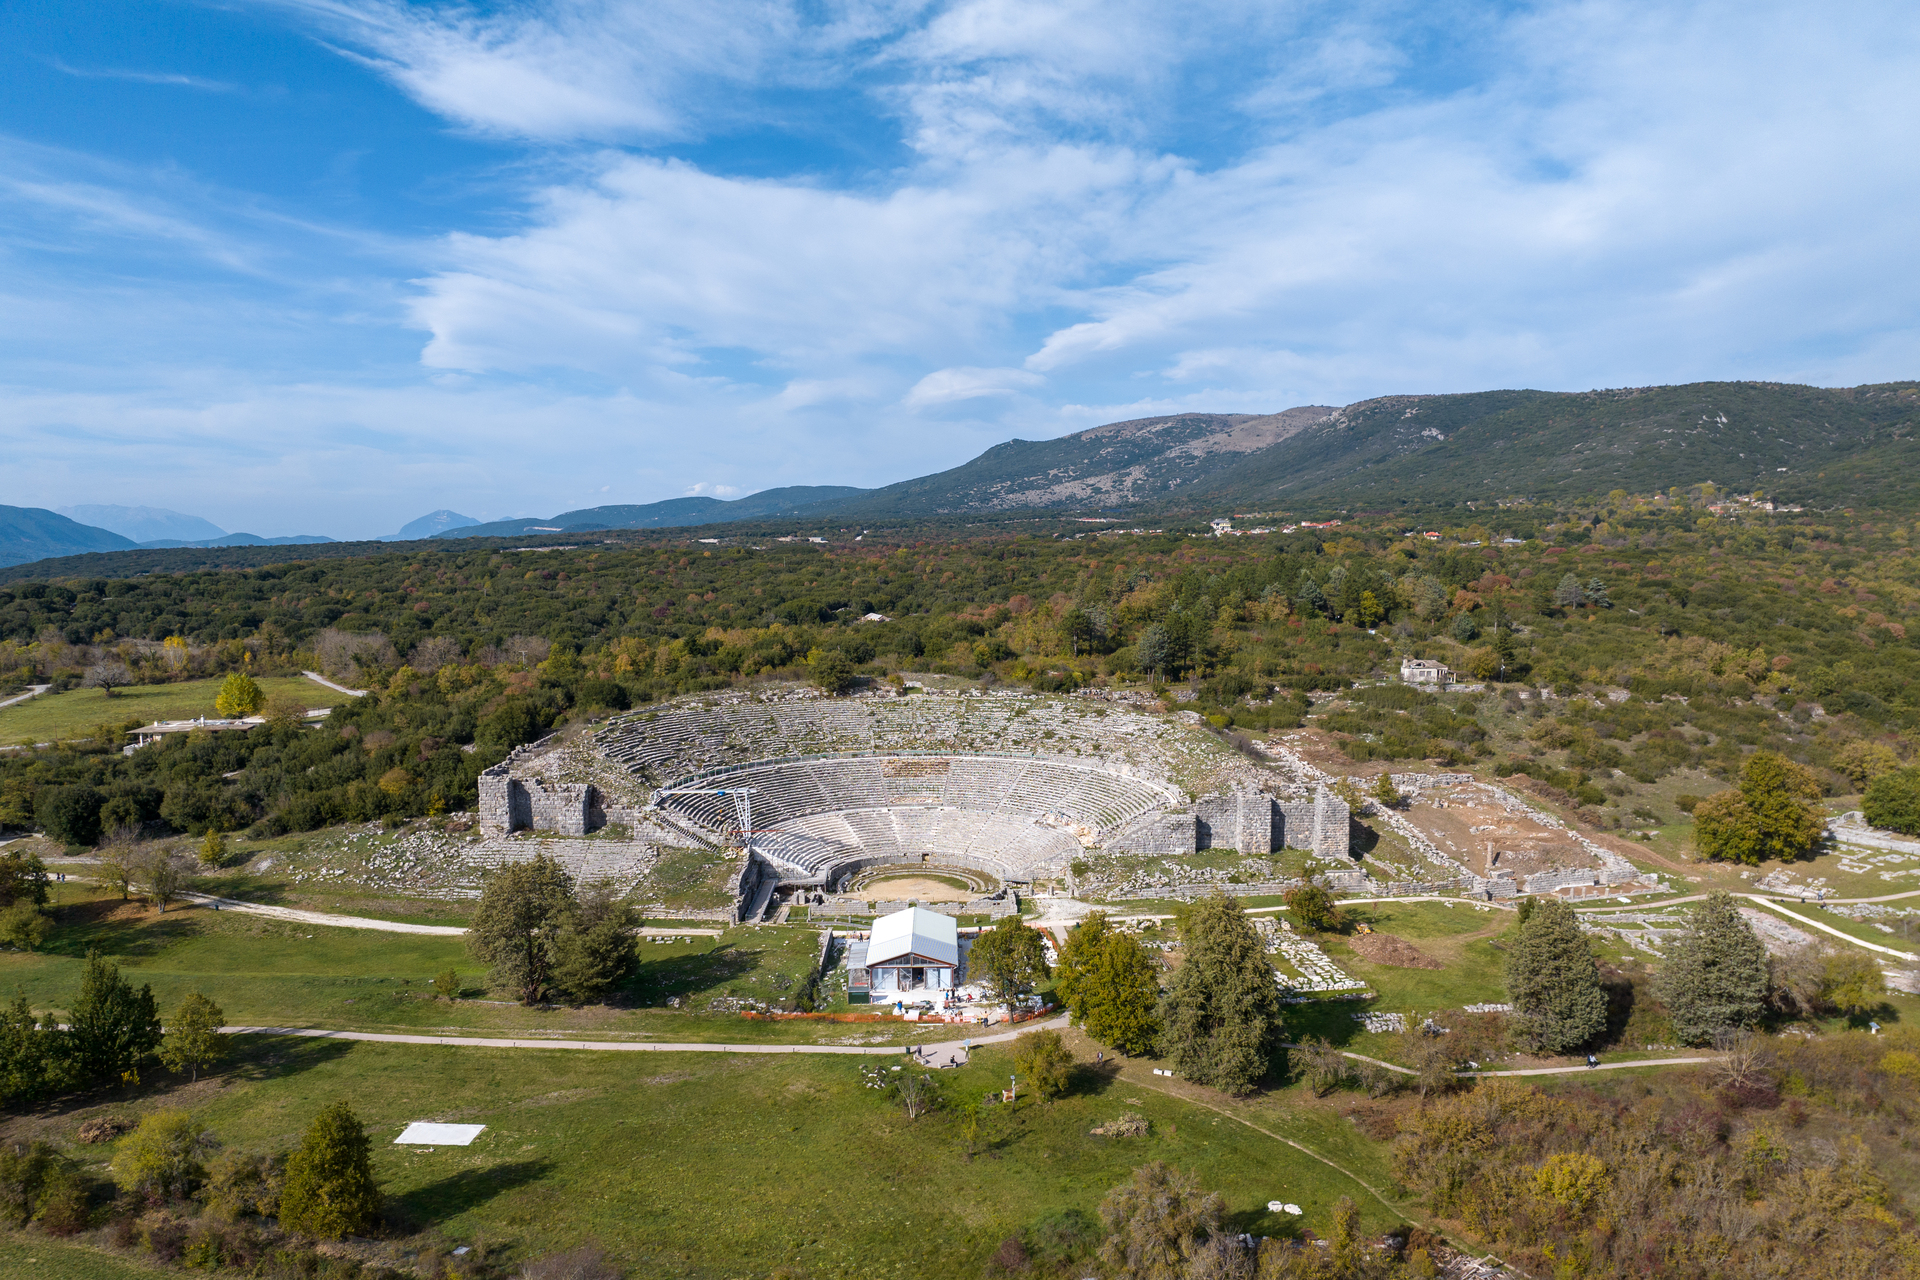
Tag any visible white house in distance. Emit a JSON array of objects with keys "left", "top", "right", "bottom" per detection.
[
  {"left": 1400, "top": 658, "right": 1452, "bottom": 686},
  {"left": 846, "top": 906, "right": 961, "bottom": 1004}
]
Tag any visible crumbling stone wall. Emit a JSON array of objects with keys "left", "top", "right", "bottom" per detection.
[
  {"left": 1193, "top": 791, "right": 1276, "bottom": 854},
  {"left": 479, "top": 738, "right": 598, "bottom": 836}
]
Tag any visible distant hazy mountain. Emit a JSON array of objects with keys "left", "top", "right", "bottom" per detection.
[
  {"left": 134, "top": 532, "right": 335, "bottom": 549},
  {"left": 386, "top": 510, "right": 479, "bottom": 541},
  {"left": 0, "top": 505, "right": 138, "bottom": 568},
  {"left": 437, "top": 486, "right": 871, "bottom": 538},
  {"left": 56, "top": 504, "right": 226, "bottom": 543}
]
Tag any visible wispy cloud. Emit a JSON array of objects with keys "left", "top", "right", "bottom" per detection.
[
  {"left": 6, "top": 0, "right": 1919, "bottom": 537},
  {"left": 50, "top": 59, "right": 238, "bottom": 93}
]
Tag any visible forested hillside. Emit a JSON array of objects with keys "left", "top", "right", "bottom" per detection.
[
  {"left": 1217, "top": 381, "right": 1920, "bottom": 509},
  {"left": 4, "top": 483, "right": 1920, "bottom": 847}
]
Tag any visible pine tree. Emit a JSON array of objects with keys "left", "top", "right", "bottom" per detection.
[
  {"left": 0, "top": 996, "right": 59, "bottom": 1108},
  {"left": 1504, "top": 898, "right": 1606, "bottom": 1053},
  {"left": 280, "top": 1101, "right": 380, "bottom": 1240},
  {"left": 1652, "top": 892, "right": 1768, "bottom": 1044},
  {"left": 1553, "top": 573, "right": 1584, "bottom": 609},
  {"left": 550, "top": 893, "right": 639, "bottom": 1005},
  {"left": 1295, "top": 575, "right": 1329, "bottom": 618},
  {"left": 1157, "top": 894, "right": 1284, "bottom": 1094},
  {"left": 64, "top": 949, "right": 161, "bottom": 1086}
]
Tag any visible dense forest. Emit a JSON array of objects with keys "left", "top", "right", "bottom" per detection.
[{"left": 4, "top": 483, "right": 1920, "bottom": 847}]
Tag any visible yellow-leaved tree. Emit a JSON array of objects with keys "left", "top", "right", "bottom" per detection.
[{"left": 214, "top": 672, "right": 264, "bottom": 719}]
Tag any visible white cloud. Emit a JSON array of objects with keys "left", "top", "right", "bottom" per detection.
[
  {"left": 903, "top": 365, "right": 1043, "bottom": 408},
  {"left": 49, "top": 60, "right": 239, "bottom": 92},
  {"left": 684, "top": 482, "right": 743, "bottom": 498},
  {"left": 9, "top": 0, "right": 1920, "bottom": 536},
  {"left": 276, "top": 0, "right": 805, "bottom": 142}
]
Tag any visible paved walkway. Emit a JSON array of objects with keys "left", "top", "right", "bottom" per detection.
[
  {"left": 220, "top": 1014, "right": 1071, "bottom": 1059},
  {"left": 302, "top": 671, "right": 368, "bottom": 697},
  {"left": 176, "top": 890, "right": 467, "bottom": 935},
  {"left": 0, "top": 684, "right": 51, "bottom": 711}
]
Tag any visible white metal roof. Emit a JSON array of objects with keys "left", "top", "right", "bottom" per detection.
[{"left": 866, "top": 905, "right": 959, "bottom": 969}]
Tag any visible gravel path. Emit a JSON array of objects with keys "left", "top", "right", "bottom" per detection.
[
  {"left": 0, "top": 684, "right": 51, "bottom": 711},
  {"left": 220, "top": 1013, "right": 1071, "bottom": 1059}
]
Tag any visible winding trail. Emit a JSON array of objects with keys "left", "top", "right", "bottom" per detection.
[
  {"left": 301, "top": 671, "right": 368, "bottom": 697},
  {"left": 0, "top": 684, "right": 51, "bottom": 711},
  {"left": 1579, "top": 891, "right": 1920, "bottom": 961},
  {"left": 219, "top": 1014, "right": 1070, "bottom": 1061}
]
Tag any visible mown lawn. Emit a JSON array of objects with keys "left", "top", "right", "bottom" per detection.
[
  {"left": 4, "top": 1034, "right": 1393, "bottom": 1279},
  {"left": 4, "top": 885, "right": 944, "bottom": 1046},
  {"left": 0, "top": 676, "right": 352, "bottom": 745},
  {"left": 1284, "top": 901, "right": 1514, "bottom": 1052}
]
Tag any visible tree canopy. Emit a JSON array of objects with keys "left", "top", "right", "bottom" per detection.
[
  {"left": 279, "top": 1101, "right": 380, "bottom": 1240},
  {"left": 1156, "top": 894, "right": 1284, "bottom": 1095},
  {"left": 1652, "top": 892, "right": 1769, "bottom": 1044},
  {"left": 1504, "top": 898, "right": 1607, "bottom": 1053},
  {"left": 1694, "top": 752, "right": 1825, "bottom": 865},
  {"left": 968, "top": 918, "right": 1051, "bottom": 1007}
]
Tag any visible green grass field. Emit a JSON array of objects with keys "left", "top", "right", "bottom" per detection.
[
  {"left": 1284, "top": 902, "right": 1515, "bottom": 1051},
  {"left": 0, "top": 676, "right": 353, "bottom": 745},
  {"left": 0, "top": 1235, "right": 169, "bottom": 1279},
  {"left": 6, "top": 1034, "right": 1392, "bottom": 1279},
  {"left": 5, "top": 884, "right": 950, "bottom": 1046}
]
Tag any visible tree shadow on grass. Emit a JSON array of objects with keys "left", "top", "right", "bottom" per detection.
[
  {"left": 2, "top": 1034, "right": 353, "bottom": 1129},
  {"left": 189, "top": 873, "right": 294, "bottom": 906},
  {"left": 1068, "top": 1059, "right": 1124, "bottom": 1098},
  {"left": 394, "top": 1160, "right": 554, "bottom": 1226},
  {"left": 42, "top": 897, "right": 198, "bottom": 960},
  {"left": 634, "top": 944, "right": 764, "bottom": 1002},
  {"left": 223, "top": 1032, "right": 357, "bottom": 1084}
]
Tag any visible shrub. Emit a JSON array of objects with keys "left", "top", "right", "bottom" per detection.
[
  {"left": 279, "top": 1101, "right": 379, "bottom": 1239},
  {"left": 111, "top": 1111, "right": 215, "bottom": 1201},
  {"left": 1865, "top": 765, "right": 1920, "bottom": 835},
  {"left": 1012, "top": 1029, "right": 1074, "bottom": 1101}
]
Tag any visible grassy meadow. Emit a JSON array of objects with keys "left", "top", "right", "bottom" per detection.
[
  {"left": 5, "top": 883, "right": 952, "bottom": 1046},
  {"left": 0, "top": 675, "right": 353, "bottom": 745},
  {"left": 4, "top": 1033, "right": 1398, "bottom": 1279}
]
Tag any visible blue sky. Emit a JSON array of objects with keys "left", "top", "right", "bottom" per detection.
[{"left": 3, "top": 0, "right": 1916, "bottom": 539}]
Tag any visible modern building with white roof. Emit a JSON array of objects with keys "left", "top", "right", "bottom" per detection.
[{"left": 846, "top": 905, "right": 962, "bottom": 1003}]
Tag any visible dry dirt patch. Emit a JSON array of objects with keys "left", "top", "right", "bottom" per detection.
[
  {"left": 859, "top": 876, "right": 972, "bottom": 902},
  {"left": 1348, "top": 932, "right": 1443, "bottom": 970}
]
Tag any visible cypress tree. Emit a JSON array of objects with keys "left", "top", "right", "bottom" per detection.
[
  {"left": 1504, "top": 898, "right": 1606, "bottom": 1053},
  {"left": 64, "top": 950, "right": 161, "bottom": 1086},
  {"left": 1081, "top": 932, "right": 1162, "bottom": 1057},
  {"left": 280, "top": 1101, "right": 380, "bottom": 1239},
  {"left": 1053, "top": 912, "right": 1114, "bottom": 1018},
  {"left": 1157, "top": 894, "right": 1283, "bottom": 1094},
  {"left": 1652, "top": 891, "right": 1769, "bottom": 1044}
]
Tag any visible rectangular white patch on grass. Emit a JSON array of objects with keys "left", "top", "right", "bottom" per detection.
[{"left": 394, "top": 1123, "right": 486, "bottom": 1146}]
